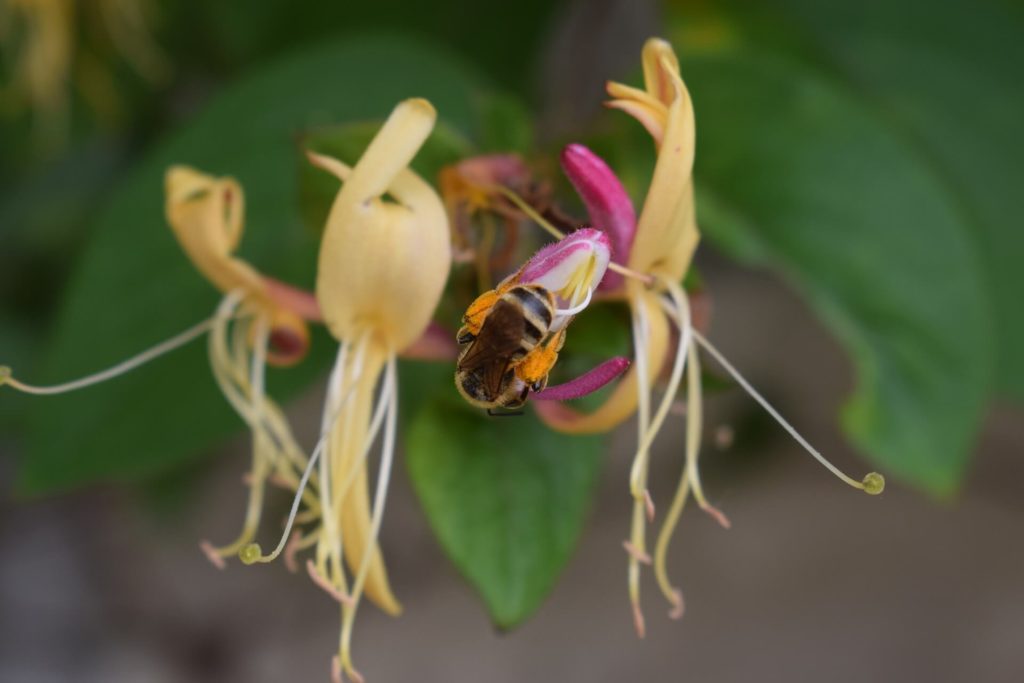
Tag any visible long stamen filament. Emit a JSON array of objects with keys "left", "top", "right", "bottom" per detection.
[
  {"left": 653, "top": 473, "right": 690, "bottom": 619},
  {"left": 240, "top": 428, "right": 329, "bottom": 565},
  {"left": 691, "top": 329, "right": 884, "bottom": 495},
  {"left": 339, "top": 352, "right": 399, "bottom": 680},
  {"left": 627, "top": 298, "right": 652, "bottom": 637},
  {"left": 633, "top": 277, "right": 691, "bottom": 474},
  {"left": 336, "top": 356, "right": 395, "bottom": 503},
  {"left": 1, "top": 314, "right": 222, "bottom": 395},
  {"left": 659, "top": 281, "right": 728, "bottom": 528},
  {"left": 315, "top": 341, "right": 349, "bottom": 578},
  {"left": 244, "top": 333, "right": 374, "bottom": 569}
]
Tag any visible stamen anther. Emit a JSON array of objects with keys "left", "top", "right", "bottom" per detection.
[
  {"left": 623, "top": 540, "right": 652, "bottom": 564},
  {"left": 668, "top": 588, "right": 685, "bottom": 620},
  {"left": 700, "top": 503, "right": 731, "bottom": 529},
  {"left": 199, "top": 541, "right": 227, "bottom": 570},
  {"left": 632, "top": 601, "right": 647, "bottom": 639},
  {"left": 284, "top": 531, "right": 303, "bottom": 573},
  {"left": 644, "top": 489, "right": 656, "bottom": 522},
  {"left": 306, "top": 560, "right": 354, "bottom": 606}
]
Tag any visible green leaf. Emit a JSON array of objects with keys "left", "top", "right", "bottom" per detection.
[
  {"left": 733, "top": 0, "right": 1024, "bottom": 401},
  {"left": 406, "top": 395, "right": 604, "bottom": 629},
  {"left": 679, "top": 48, "right": 992, "bottom": 495},
  {"left": 191, "top": 0, "right": 562, "bottom": 94},
  {"left": 11, "top": 35, "right": 487, "bottom": 494}
]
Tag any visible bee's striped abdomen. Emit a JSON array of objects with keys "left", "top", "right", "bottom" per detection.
[{"left": 505, "top": 285, "right": 553, "bottom": 352}]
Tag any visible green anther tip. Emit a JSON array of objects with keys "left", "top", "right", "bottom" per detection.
[
  {"left": 239, "top": 543, "right": 262, "bottom": 565},
  {"left": 0, "top": 366, "right": 10, "bottom": 386},
  {"left": 861, "top": 472, "right": 885, "bottom": 496}
]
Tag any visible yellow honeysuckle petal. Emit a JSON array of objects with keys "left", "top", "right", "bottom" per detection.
[
  {"left": 164, "top": 165, "right": 267, "bottom": 300},
  {"left": 316, "top": 98, "right": 451, "bottom": 353},
  {"left": 628, "top": 51, "right": 699, "bottom": 281},
  {"left": 642, "top": 37, "right": 682, "bottom": 106},
  {"left": 305, "top": 150, "right": 353, "bottom": 181},
  {"left": 605, "top": 80, "right": 668, "bottom": 115},
  {"left": 332, "top": 97, "right": 436, "bottom": 205},
  {"left": 535, "top": 289, "right": 668, "bottom": 434},
  {"left": 660, "top": 181, "right": 699, "bottom": 283},
  {"left": 605, "top": 98, "right": 666, "bottom": 146}
]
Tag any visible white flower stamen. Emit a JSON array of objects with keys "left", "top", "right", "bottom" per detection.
[
  {"left": 1, "top": 307, "right": 231, "bottom": 395},
  {"left": 691, "top": 328, "right": 883, "bottom": 495}
]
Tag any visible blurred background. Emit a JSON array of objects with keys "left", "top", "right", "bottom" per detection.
[{"left": 1, "top": 0, "right": 1022, "bottom": 681}]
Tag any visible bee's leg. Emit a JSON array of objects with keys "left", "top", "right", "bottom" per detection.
[
  {"left": 514, "top": 329, "right": 567, "bottom": 394},
  {"left": 461, "top": 289, "right": 500, "bottom": 337},
  {"left": 456, "top": 325, "right": 475, "bottom": 345},
  {"left": 486, "top": 407, "right": 524, "bottom": 417}
]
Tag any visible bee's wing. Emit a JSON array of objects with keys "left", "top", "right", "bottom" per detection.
[{"left": 457, "top": 299, "right": 525, "bottom": 397}]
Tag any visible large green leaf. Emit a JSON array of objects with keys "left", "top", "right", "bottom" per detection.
[
  {"left": 11, "top": 36, "right": 486, "bottom": 493},
  {"left": 678, "top": 48, "right": 992, "bottom": 495},
  {"left": 730, "top": 0, "right": 1024, "bottom": 402},
  {"left": 406, "top": 393, "right": 604, "bottom": 629},
  {"left": 190, "top": 0, "right": 563, "bottom": 93}
]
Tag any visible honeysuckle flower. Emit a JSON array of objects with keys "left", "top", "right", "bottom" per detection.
[
  {"left": 235, "top": 98, "right": 450, "bottom": 683},
  {"left": 455, "top": 227, "right": 629, "bottom": 410},
  {"left": 163, "top": 165, "right": 334, "bottom": 570},
  {"left": 515, "top": 38, "right": 884, "bottom": 636},
  {"left": 1, "top": 161, "right": 327, "bottom": 573}
]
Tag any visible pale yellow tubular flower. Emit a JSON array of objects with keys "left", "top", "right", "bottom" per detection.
[
  {"left": 522, "top": 36, "right": 884, "bottom": 635},
  {"left": 625, "top": 39, "right": 698, "bottom": 282},
  {"left": 165, "top": 167, "right": 261, "bottom": 301},
  {"left": 165, "top": 166, "right": 315, "bottom": 567},
  {"left": 297, "top": 98, "right": 449, "bottom": 682},
  {"left": 538, "top": 39, "right": 696, "bottom": 438},
  {"left": 1, "top": 163, "right": 319, "bottom": 570}
]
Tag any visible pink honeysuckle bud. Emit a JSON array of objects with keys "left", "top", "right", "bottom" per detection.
[{"left": 560, "top": 144, "right": 636, "bottom": 291}]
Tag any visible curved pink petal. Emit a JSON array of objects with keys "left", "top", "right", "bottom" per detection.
[
  {"left": 560, "top": 144, "right": 636, "bottom": 290},
  {"left": 533, "top": 356, "right": 630, "bottom": 401}
]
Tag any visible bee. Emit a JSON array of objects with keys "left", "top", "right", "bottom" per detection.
[{"left": 455, "top": 282, "right": 566, "bottom": 413}]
